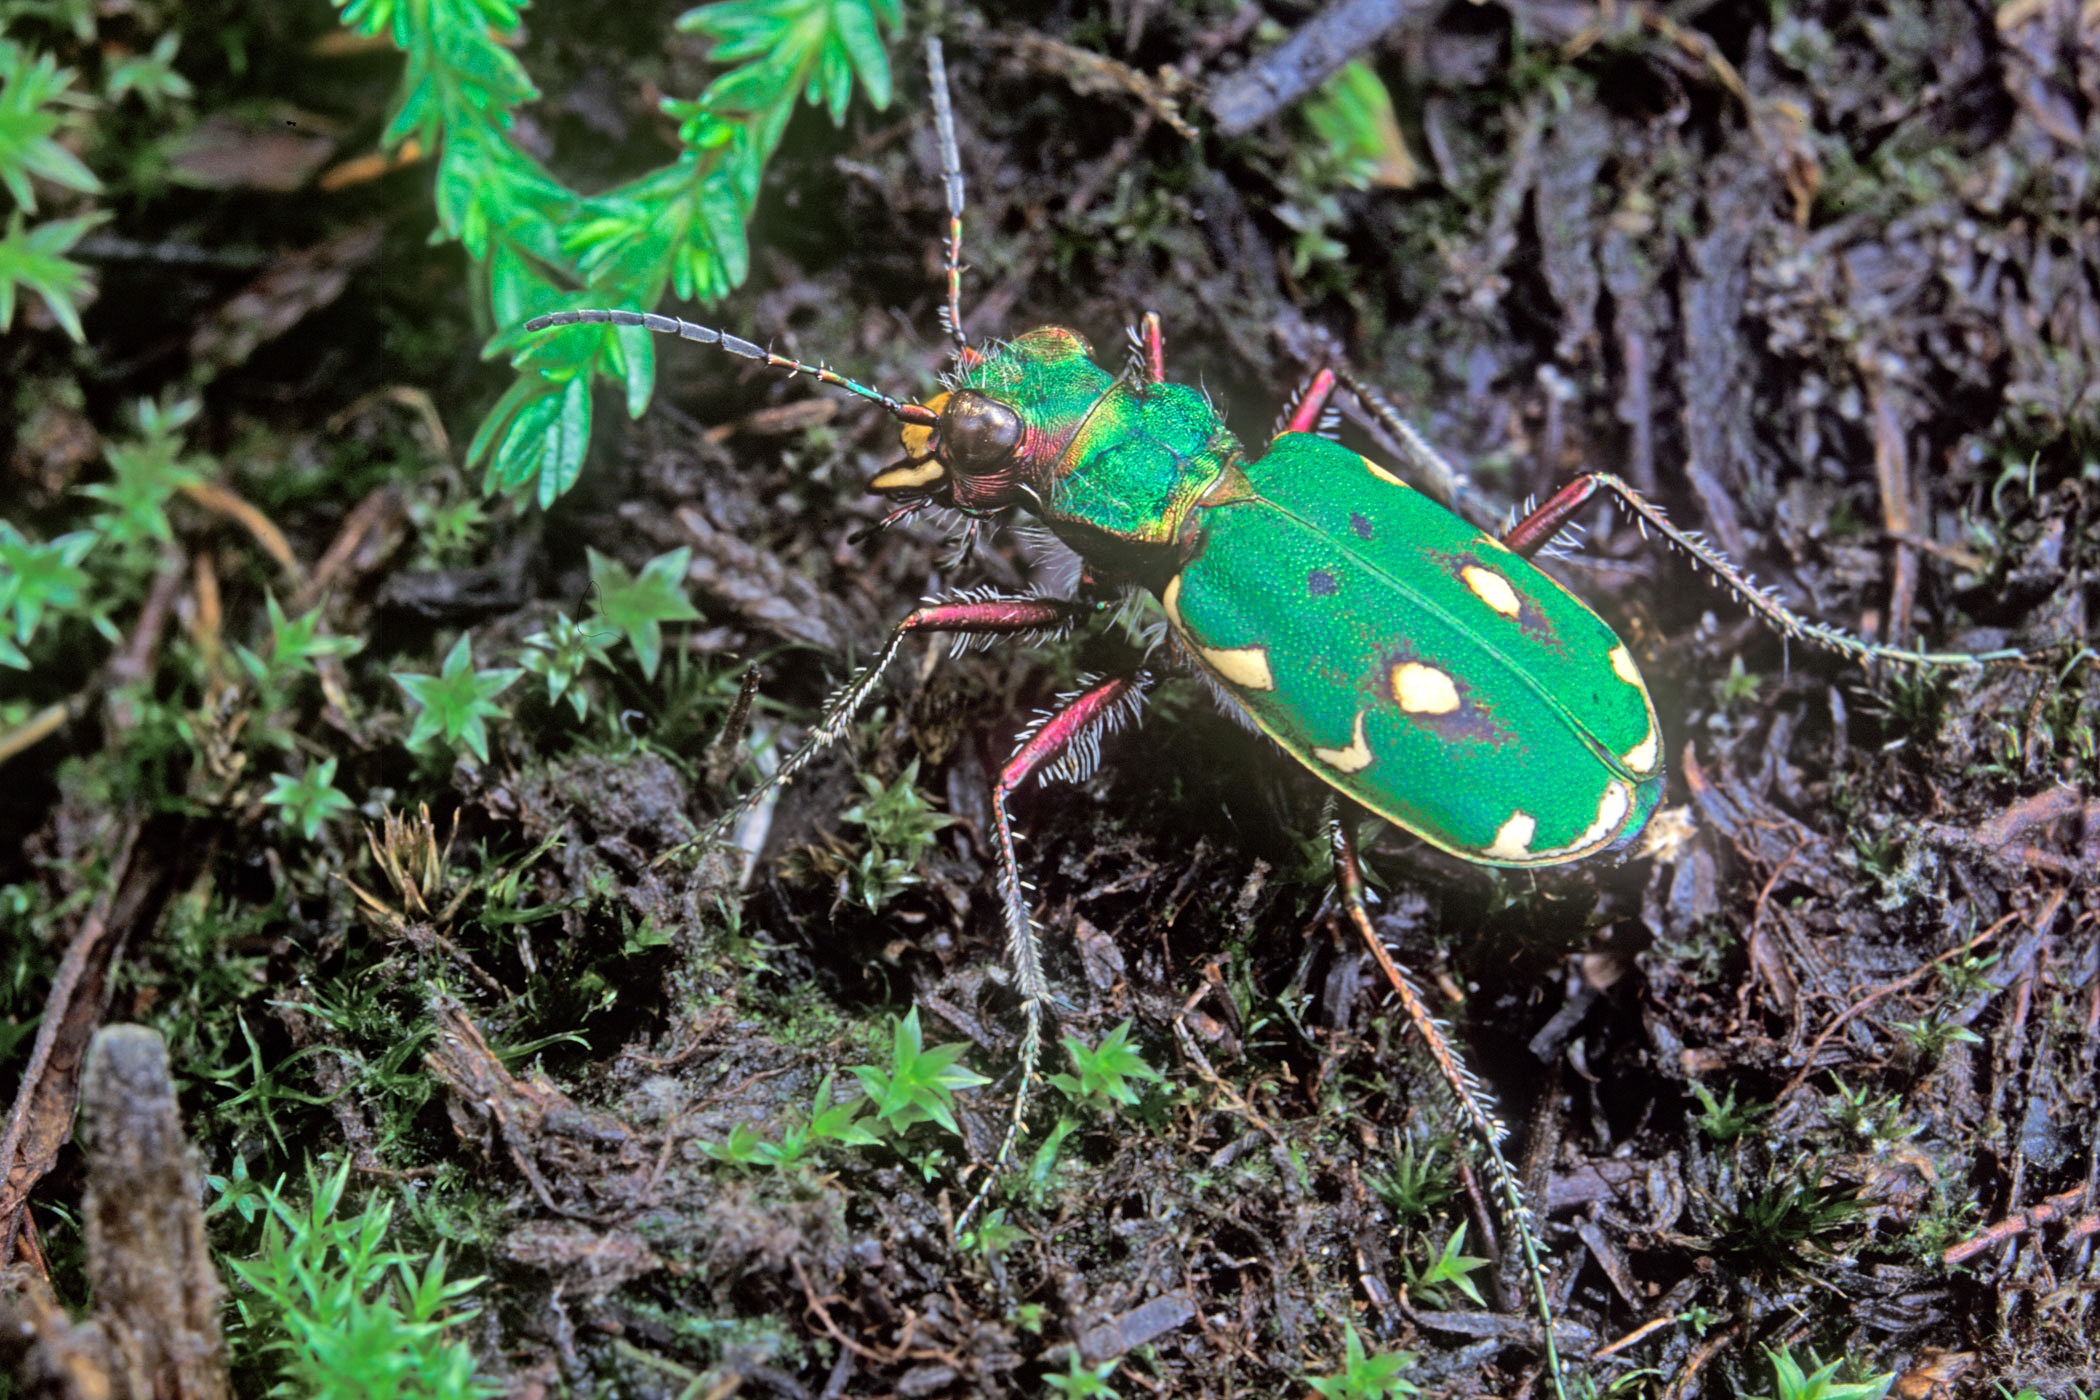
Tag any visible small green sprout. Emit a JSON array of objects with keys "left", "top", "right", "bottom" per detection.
[
  {"left": 1690, "top": 1082, "right": 1772, "bottom": 1143},
  {"left": 1047, "top": 1020, "right": 1163, "bottom": 1113},
  {"left": 1719, "top": 1177, "right": 1865, "bottom": 1269},
  {"left": 1823, "top": 1083, "right": 1918, "bottom": 1147},
  {"left": 1745, "top": 1346, "right": 1893, "bottom": 1400},
  {"left": 963, "top": 1207, "right": 1027, "bottom": 1263},
  {"left": 1713, "top": 654, "right": 1761, "bottom": 708},
  {"left": 1369, "top": 1133, "right": 1458, "bottom": 1221},
  {"left": 849, "top": 1007, "right": 988, "bottom": 1136},
  {"left": 0, "top": 42, "right": 100, "bottom": 213},
  {"left": 586, "top": 546, "right": 700, "bottom": 681},
  {"left": 102, "top": 31, "right": 193, "bottom": 111},
  {"left": 1404, "top": 1222, "right": 1489, "bottom": 1308},
  {"left": 1303, "top": 60, "right": 1416, "bottom": 191},
  {"left": 0, "top": 40, "right": 104, "bottom": 343},
  {"left": 519, "top": 611, "right": 615, "bottom": 719},
  {"left": 226, "top": 1160, "right": 493, "bottom": 1400},
  {"left": 1933, "top": 951, "right": 1998, "bottom": 1000},
  {"left": 700, "top": 1073, "right": 880, "bottom": 1170},
  {"left": 81, "top": 396, "right": 207, "bottom": 546},
  {"left": 1043, "top": 1353, "right": 1121, "bottom": 1398},
  {"left": 1890, "top": 1015, "right": 1983, "bottom": 1063},
  {"left": 836, "top": 758, "right": 955, "bottom": 911},
  {"left": 261, "top": 756, "right": 356, "bottom": 841},
  {"left": 394, "top": 635, "right": 522, "bottom": 764},
  {"left": 236, "top": 593, "right": 362, "bottom": 695},
  {"left": 0, "top": 521, "right": 95, "bottom": 665},
  {"left": 1305, "top": 1326, "right": 1419, "bottom": 1399}
]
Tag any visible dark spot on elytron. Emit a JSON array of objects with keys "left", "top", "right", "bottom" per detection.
[
  {"left": 1420, "top": 701, "right": 1509, "bottom": 748},
  {"left": 1350, "top": 512, "right": 1373, "bottom": 540},
  {"left": 1307, "top": 569, "right": 1338, "bottom": 596}
]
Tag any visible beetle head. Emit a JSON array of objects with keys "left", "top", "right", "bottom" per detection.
[
  {"left": 872, "top": 388, "right": 1028, "bottom": 512},
  {"left": 870, "top": 327, "right": 1099, "bottom": 515}
]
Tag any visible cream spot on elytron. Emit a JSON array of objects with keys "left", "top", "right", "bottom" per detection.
[
  {"left": 1362, "top": 455, "right": 1412, "bottom": 489},
  {"left": 1610, "top": 645, "right": 1642, "bottom": 687},
  {"left": 1462, "top": 565, "right": 1522, "bottom": 618},
  {"left": 1312, "top": 711, "right": 1373, "bottom": 774},
  {"left": 1621, "top": 726, "right": 1659, "bottom": 775},
  {"left": 1484, "top": 812, "right": 1537, "bottom": 861},
  {"left": 1560, "top": 779, "right": 1633, "bottom": 856},
  {"left": 1201, "top": 644, "right": 1276, "bottom": 692},
  {"left": 1390, "top": 662, "right": 1460, "bottom": 715}
]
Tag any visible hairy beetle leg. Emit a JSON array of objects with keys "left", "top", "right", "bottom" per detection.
[
  {"left": 957, "top": 671, "right": 1150, "bottom": 1234},
  {"left": 1500, "top": 476, "right": 1601, "bottom": 558},
  {"left": 653, "top": 593, "right": 1098, "bottom": 872},
  {"left": 1280, "top": 367, "right": 1339, "bottom": 437},
  {"left": 1331, "top": 812, "right": 1567, "bottom": 1397}
]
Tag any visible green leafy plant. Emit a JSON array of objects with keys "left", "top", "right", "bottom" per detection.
[
  {"left": 1822, "top": 1082, "right": 1919, "bottom": 1149},
  {"left": 1718, "top": 1176, "right": 1866, "bottom": 1270},
  {"left": 101, "top": 30, "right": 192, "bottom": 111},
  {"left": 1712, "top": 654, "right": 1762, "bottom": 708},
  {"left": 236, "top": 594, "right": 363, "bottom": 719},
  {"left": 2, "top": 393, "right": 231, "bottom": 674},
  {"left": 1690, "top": 1082, "right": 1772, "bottom": 1143},
  {"left": 226, "top": 1159, "right": 493, "bottom": 1400},
  {"left": 1305, "top": 1325, "right": 1419, "bottom": 1399},
  {"left": 835, "top": 757, "right": 955, "bottom": 911},
  {"left": 1370, "top": 1133, "right": 1459, "bottom": 1221},
  {"left": 849, "top": 1006, "right": 987, "bottom": 1137},
  {"left": 0, "top": 520, "right": 94, "bottom": 668},
  {"left": 82, "top": 396, "right": 207, "bottom": 545},
  {"left": 586, "top": 547, "right": 701, "bottom": 681},
  {"left": 518, "top": 611, "right": 616, "bottom": 719},
  {"left": 1403, "top": 1222, "right": 1488, "bottom": 1308},
  {"left": 394, "top": 635, "right": 522, "bottom": 764},
  {"left": 1744, "top": 1346, "right": 1893, "bottom": 1400},
  {"left": 1047, "top": 1020, "right": 1163, "bottom": 1113},
  {"left": 261, "top": 757, "right": 356, "bottom": 841},
  {"left": 699, "top": 1072, "right": 880, "bottom": 1169},
  {"left": 1889, "top": 1015, "right": 1983, "bottom": 1063},
  {"left": 1302, "top": 60, "right": 1416, "bottom": 192},
  {"left": 1044, "top": 1353, "right": 1121, "bottom": 1398},
  {"left": 0, "top": 35, "right": 106, "bottom": 342},
  {"left": 330, "top": 0, "right": 900, "bottom": 505}
]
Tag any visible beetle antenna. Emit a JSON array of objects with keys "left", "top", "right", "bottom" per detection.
[
  {"left": 927, "top": 37, "right": 970, "bottom": 354},
  {"left": 525, "top": 308, "right": 939, "bottom": 428}
]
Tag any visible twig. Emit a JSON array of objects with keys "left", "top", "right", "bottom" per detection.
[{"left": 1772, "top": 909, "right": 2023, "bottom": 1105}]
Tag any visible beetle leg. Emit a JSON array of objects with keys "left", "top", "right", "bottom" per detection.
[
  {"left": 1330, "top": 812, "right": 1567, "bottom": 1395},
  {"left": 1123, "top": 312, "right": 1167, "bottom": 385},
  {"left": 1277, "top": 367, "right": 1339, "bottom": 437},
  {"left": 961, "top": 672, "right": 1149, "bottom": 1230},
  {"left": 1325, "top": 365, "right": 1500, "bottom": 527},
  {"left": 655, "top": 593, "right": 1099, "bottom": 870},
  {"left": 1499, "top": 475, "right": 1605, "bottom": 559},
  {"left": 1505, "top": 473, "right": 2037, "bottom": 667}
]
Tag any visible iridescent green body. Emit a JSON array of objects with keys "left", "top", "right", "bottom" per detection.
[{"left": 907, "top": 327, "right": 1666, "bottom": 864}]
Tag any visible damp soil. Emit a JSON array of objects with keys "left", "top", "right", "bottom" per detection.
[{"left": 2, "top": 2, "right": 2096, "bottom": 1398}]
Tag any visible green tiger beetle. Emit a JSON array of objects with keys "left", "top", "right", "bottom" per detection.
[{"left": 528, "top": 36, "right": 2033, "bottom": 1390}]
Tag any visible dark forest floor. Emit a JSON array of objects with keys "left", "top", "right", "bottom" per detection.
[{"left": 2, "top": 2, "right": 2096, "bottom": 1397}]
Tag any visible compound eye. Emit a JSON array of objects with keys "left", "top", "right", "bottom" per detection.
[{"left": 942, "top": 392, "right": 1024, "bottom": 473}]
